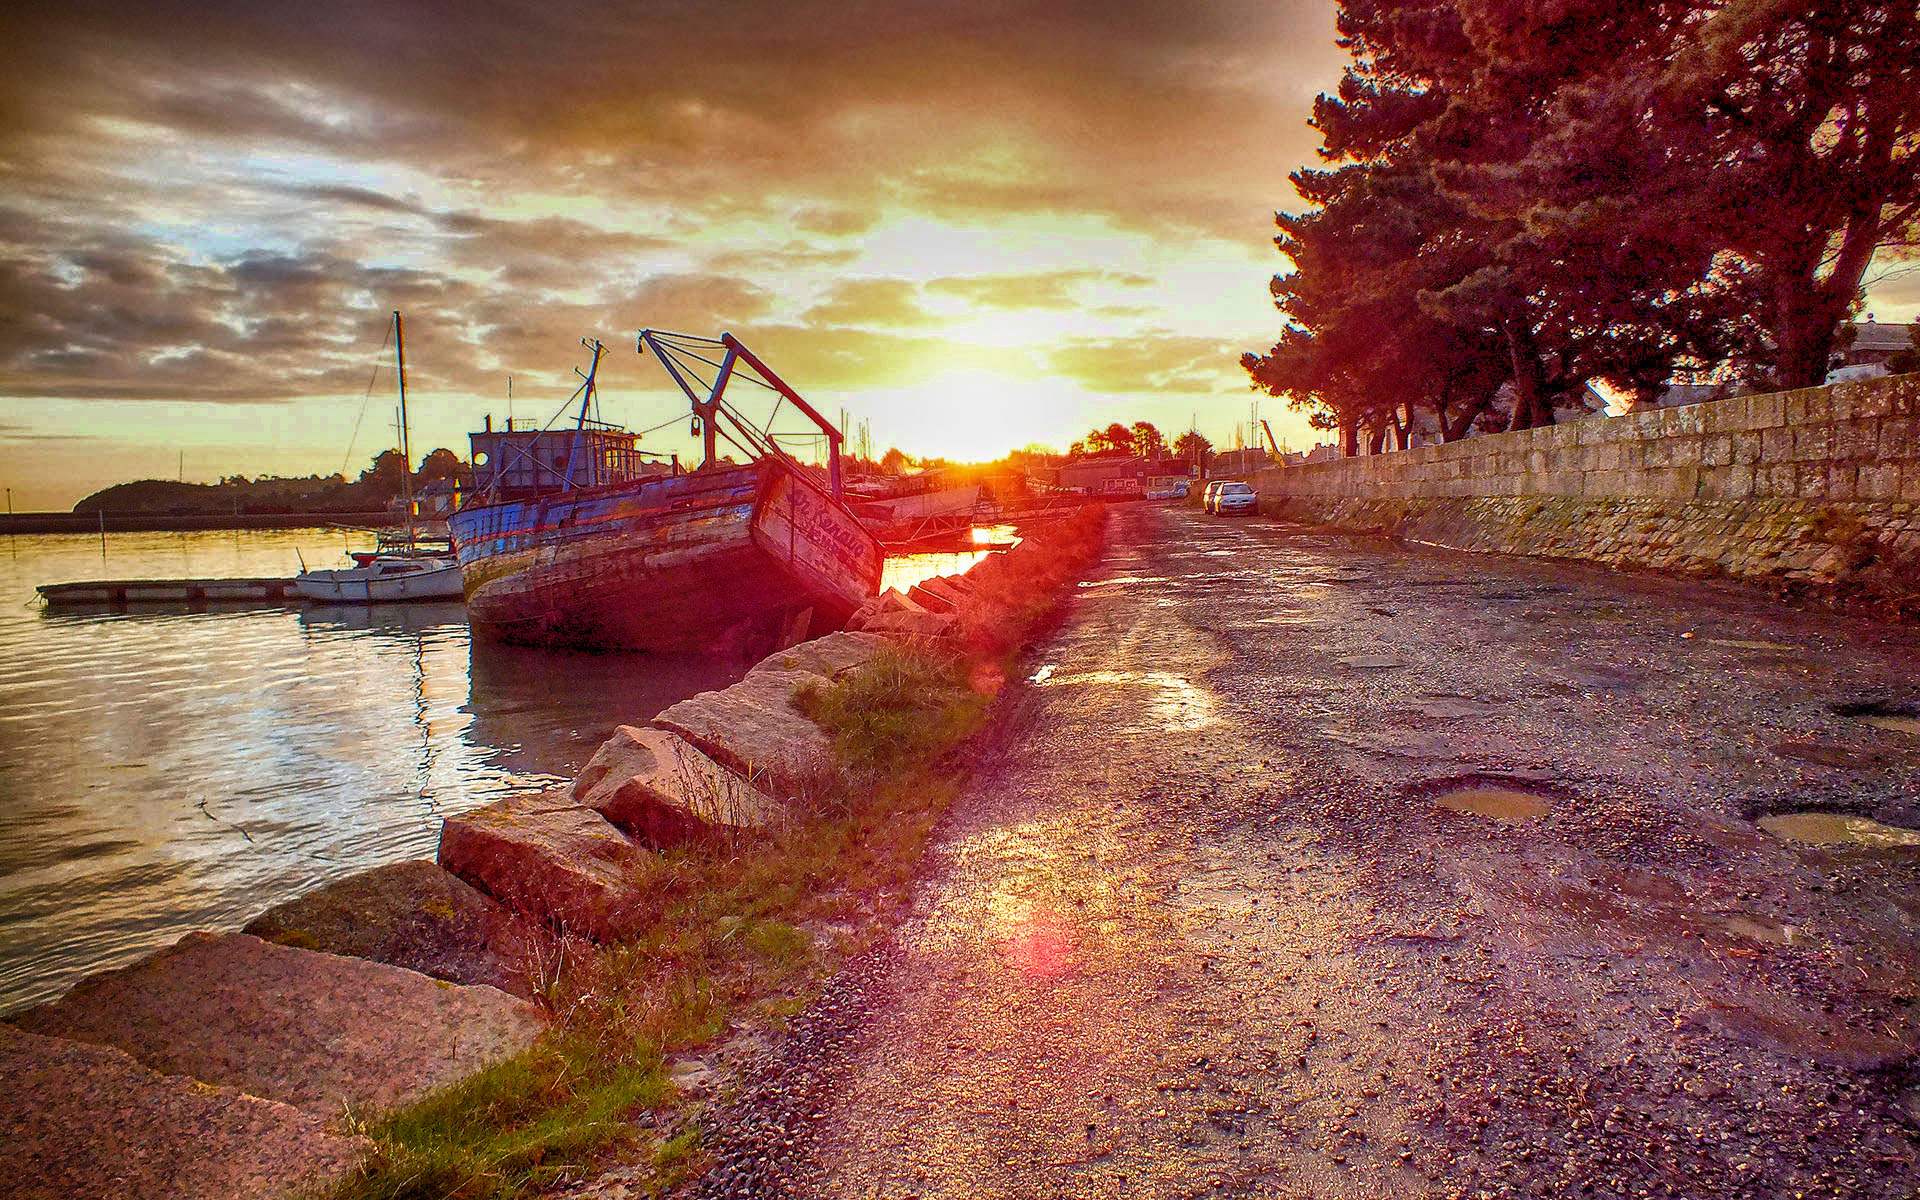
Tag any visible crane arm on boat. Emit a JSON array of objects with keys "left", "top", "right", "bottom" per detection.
[{"left": 637, "top": 329, "right": 847, "bottom": 498}]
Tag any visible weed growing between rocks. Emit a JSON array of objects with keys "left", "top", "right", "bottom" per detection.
[
  {"left": 795, "top": 647, "right": 987, "bottom": 783},
  {"left": 320, "top": 509, "right": 1105, "bottom": 1200}
]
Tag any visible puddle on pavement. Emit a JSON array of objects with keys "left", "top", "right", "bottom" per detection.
[
  {"left": 1863, "top": 715, "right": 1920, "bottom": 735},
  {"left": 1434, "top": 786, "right": 1552, "bottom": 821},
  {"left": 1768, "top": 740, "right": 1894, "bottom": 770},
  {"left": 1758, "top": 812, "right": 1920, "bottom": 849},
  {"left": 1832, "top": 700, "right": 1920, "bottom": 737},
  {"left": 1411, "top": 774, "right": 1562, "bottom": 821},
  {"left": 1720, "top": 915, "right": 1797, "bottom": 946},
  {"left": 1076, "top": 575, "right": 1172, "bottom": 589}
]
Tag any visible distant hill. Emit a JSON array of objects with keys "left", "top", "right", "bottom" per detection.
[
  {"left": 72, "top": 477, "right": 385, "bottom": 516},
  {"left": 72, "top": 449, "right": 471, "bottom": 516}
]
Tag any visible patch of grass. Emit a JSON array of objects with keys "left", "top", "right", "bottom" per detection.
[
  {"left": 795, "top": 646, "right": 988, "bottom": 778},
  {"left": 334, "top": 1041, "right": 669, "bottom": 1200}
]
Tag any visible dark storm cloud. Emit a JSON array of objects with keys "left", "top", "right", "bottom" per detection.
[{"left": 0, "top": 0, "right": 1337, "bottom": 406}]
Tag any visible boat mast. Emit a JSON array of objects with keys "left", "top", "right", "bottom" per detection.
[
  {"left": 394, "top": 310, "right": 416, "bottom": 550},
  {"left": 564, "top": 338, "right": 604, "bottom": 491}
]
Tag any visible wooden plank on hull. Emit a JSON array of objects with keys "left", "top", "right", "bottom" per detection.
[{"left": 750, "top": 471, "right": 884, "bottom": 611}]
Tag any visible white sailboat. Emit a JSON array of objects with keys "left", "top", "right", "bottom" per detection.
[{"left": 296, "top": 311, "right": 465, "bottom": 604}]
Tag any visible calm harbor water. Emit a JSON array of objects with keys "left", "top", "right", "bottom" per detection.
[{"left": 0, "top": 528, "right": 988, "bottom": 1013}]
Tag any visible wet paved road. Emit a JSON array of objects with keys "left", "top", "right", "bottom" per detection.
[{"left": 709, "top": 503, "right": 1920, "bottom": 1200}]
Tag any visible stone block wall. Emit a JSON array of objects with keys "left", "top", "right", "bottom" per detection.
[{"left": 1251, "top": 373, "right": 1920, "bottom": 603}]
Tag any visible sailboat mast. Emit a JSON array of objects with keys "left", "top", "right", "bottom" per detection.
[{"left": 394, "top": 310, "right": 416, "bottom": 547}]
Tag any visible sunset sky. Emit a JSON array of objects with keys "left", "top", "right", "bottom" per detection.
[{"left": 2, "top": 1, "right": 1915, "bottom": 511}]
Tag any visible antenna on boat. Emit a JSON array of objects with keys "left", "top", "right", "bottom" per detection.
[{"left": 562, "top": 338, "right": 605, "bottom": 491}]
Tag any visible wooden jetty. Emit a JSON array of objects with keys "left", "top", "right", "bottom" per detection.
[{"left": 37, "top": 577, "right": 302, "bottom": 607}]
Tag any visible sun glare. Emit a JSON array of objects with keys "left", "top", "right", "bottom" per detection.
[{"left": 868, "top": 368, "right": 1079, "bottom": 462}]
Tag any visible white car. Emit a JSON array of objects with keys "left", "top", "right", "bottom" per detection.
[
  {"left": 1212, "top": 481, "right": 1258, "bottom": 515},
  {"left": 1201, "top": 481, "right": 1227, "bottom": 513}
]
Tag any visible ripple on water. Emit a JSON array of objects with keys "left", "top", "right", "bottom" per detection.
[{"left": 0, "top": 528, "right": 751, "bottom": 1012}]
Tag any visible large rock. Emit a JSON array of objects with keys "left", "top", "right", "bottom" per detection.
[
  {"left": 438, "top": 792, "right": 657, "bottom": 940},
  {"left": 747, "top": 630, "right": 893, "bottom": 682},
  {"left": 654, "top": 669, "right": 836, "bottom": 800},
  {"left": 9, "top": 932, "right": 541, "bottom": 1117},
  {"left": 0, "top": 1023, "right": 366, "bottom": 1200},
  {"left": 243, "top": 859, "right": 557, "bottom": 999},
  {"left": 908, "top": 578, "right": 965, "bottom": 612},
  {"left": 846, "top": 587, "right": 925, "bottom": 631},
  {"left": 860, "top": 608, "right": 961, "bottom": 642},
  {"left": 573, "top": 725, "right": 788, "bottom": 844}
]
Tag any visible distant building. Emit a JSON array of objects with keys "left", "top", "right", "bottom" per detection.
[
  {"left": 1837, "top": 317, "right": 1915, "bottom": 371},
  {"left": 467, "top": 415, "right": 670, "bottom": 501},
  {"left": 1645, "top": 316, "right": 1916, "bottom": 407},
  {"left": 1207, "top": 448, "right": 1272, "bottom": 478},
  {"left": 1031, "top": 455, "right": 1194, "bottom": 497}
]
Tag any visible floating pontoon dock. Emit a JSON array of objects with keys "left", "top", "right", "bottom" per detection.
[{"left": 37, "top": 577, "right": 302, "bottom": 607}]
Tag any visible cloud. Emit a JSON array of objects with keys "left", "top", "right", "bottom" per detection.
[
  {"left": 630, "top": 273, "right": 777, "bottom": 333},
  {"left": 280, "top": 183, "right": 434, "bottom": 217},
  {"left": 799, "top": 278, "right": 932, "bottom": 328},
  {"left": 1047, "top": 334, "right": 1246, "bottom": 394},
  {"left": 927, "top": 270, "right": 1150, "bottom": 310},
  {"left": 793, "top": 207, "right": 877, "bottom": 237},
  {"left": 0, "top": 0, "right": 1341, "bottom": 431}
]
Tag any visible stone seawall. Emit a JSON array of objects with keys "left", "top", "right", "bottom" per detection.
[{"left": 1254, "top": 374, "right": 1920, "bottom": 607}]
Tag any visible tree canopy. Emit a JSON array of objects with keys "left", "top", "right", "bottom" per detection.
[{"left": 1248, "top": 0, "right": 1920, "bottom": 454}]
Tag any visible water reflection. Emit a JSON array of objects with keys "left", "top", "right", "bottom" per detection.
[
  {"left": 0, "top": 529, "right": 742, "bottom": 1012},
  {"left": 879, "top": 524, "right": 1016, "bottom": 595},
  {"left": 0, "top": 526, "right": 1006, "bottom": 1012}
]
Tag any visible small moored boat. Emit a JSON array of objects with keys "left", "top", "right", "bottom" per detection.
[
  {"left": 296, "top": 311, "right": 466, "bottom": 605},
  {"left": 293, "top": 549, "right": 464, "bottom": 603}
]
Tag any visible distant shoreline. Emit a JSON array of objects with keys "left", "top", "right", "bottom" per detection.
[{"left": 0, "top": 511, "right": 396, "bottom": 534}]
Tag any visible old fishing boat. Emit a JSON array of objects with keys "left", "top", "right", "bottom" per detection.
[
  {"left": 448, "top": 331, "right": 884, "bottom": 653},
  {"left": 296, "top": 310, "right": 464, "bottom": 603}
]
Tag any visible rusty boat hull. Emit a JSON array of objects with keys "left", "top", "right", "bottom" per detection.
[{"left": 448, "top": 462, "right": 884, "bottom": 653}]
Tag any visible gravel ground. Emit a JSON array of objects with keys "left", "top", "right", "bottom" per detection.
[{"left": 690, "top": 502, "right": 1920, "bottom": 1200}]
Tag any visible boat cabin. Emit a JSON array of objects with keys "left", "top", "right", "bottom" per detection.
[{"left": 468, "top": 415, "right": 669, "bottom": 500}]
